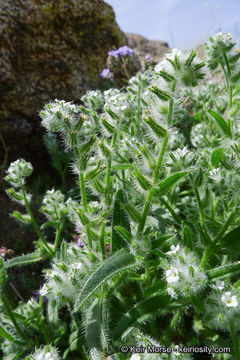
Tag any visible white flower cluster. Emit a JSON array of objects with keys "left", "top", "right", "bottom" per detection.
[
  {"left": 155, "top": 48, "right": 205, "bottom": 87},
  {"left": 40, "top": 258, "right": 83, "bottom": 305},
  {"left": 39, "top": 242, "right": 85, "bottom": 306},
  {"left": 81, "top": 90, "right": 104, "bottom": 111},
  {"left": 205, "top": 32, "right": 235, "bottom": 69},
  {"left": 26, "top": 345, "right": 60, "bottom": 360},
  {"left": 5, "top": 159, "right": 33, "bottom": 187},
  {"left": 205, "top": 281, "right": 240, "bottom": 330},
  {"left": 167, "top": 146, "right": 194, "bottom": 171},
  {"left": 165, "top": 247, "right": 207, "bottom": 299},
  {"left": 40, "top": 99, "right": 78, "bottom": 132},
  {"left": 41, "top": 189, "right": 67, "bottom": 221}
]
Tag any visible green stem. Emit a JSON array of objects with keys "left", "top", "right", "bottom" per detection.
[
  {"left": 104, "top": 158, "right": 111, "bottom": 206},
  {"left": 169, "top": 309, "right": 182, "bottom": 330},
  {"left": 167, "top": 98, "right": 174, "bottom": 126},
  {"left": 153, "top": 135, "right": 168, "bottom": 183},
  {"left": 137, "top": 83, "right": 142, "bottom": 128},
  {"left": 194, "top": 186, "right": 204, "bottom": 227},
  {"left": 230, "top": 321, "right": 240, "bottom": 360},
  {"left": 20, "top": 181, "right": 53, "bottom": 255},
  {"left": 137, "top": 135, "right": 168, "bottom": 235},
  {"left": 213, "top": 207, "right": 238, "bottom": 246},
  {"left": 53, "top": 222, "right": 64, "bottom": 254},
  {"left": 159, "top": 196, "right": 181, "bottom": 225},
  {"left": 100, "top": 223, "right": 105, "bottom": 260},
  {"left": 79, "top": 172, "right": 87, "bottom": 209},
  {"left": 1, "top": 292, "right": 29, "bottom": 342}
]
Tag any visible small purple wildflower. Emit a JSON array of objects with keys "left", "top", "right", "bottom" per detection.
[
  {"left": 99, "top": 68, "right": 111, "bottom": 78},
  {"left": 77, "top": 237, "right": 84, "bottom": 247},
  {"left": 146, "top": 55, "right": 151, "bottom": 61},
  {"left": 34, "top": 284, "right": 46, "bottom": 303},
  {"left": 108, "top": 45, "right": 134, "bottom": 57}
]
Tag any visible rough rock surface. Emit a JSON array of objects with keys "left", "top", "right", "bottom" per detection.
[
  {"left": 0, "top": 0, "right": 126, "bottom": 256},
  {"left": 126, "top": 33, "right": 170, "bottom": 67},
  {"left": 0, "top": 0, "right": 126, "bottom": 164}
]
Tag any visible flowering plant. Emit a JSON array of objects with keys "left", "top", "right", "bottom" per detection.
[{"left": 1, "top": 32, "right": 240, "bottom": 359}]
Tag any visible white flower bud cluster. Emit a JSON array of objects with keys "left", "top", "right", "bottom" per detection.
[
  {"left": 40, "top": 99, "right": 78, "bottom": 132},
  {"left": 41, "top": 189, "right": 67, "bottom": 221},
  {"left": 205, "top": 32, "right": 235, "bottom": 69},
  {"left": 155, "top": 48, "right": 205, "bottom": 87},
  {"left": 165, "top": 247, "right": 207, "bottom": 299},
  {"left": 39, "top": 243, "right": 84, "bottom": 305},
  {"left": 26, "top": 345, "right": 60, "bottom": 360},
  {"left": 167, "top": 146, "right": 195, "bottom": 171},
  {"left": 5, "top": 159, "right": 33, "bottom": 187},
  {"left": 205, "top": 281, "right": 240, "bottom": 330},
  {"left": 15, "top": 298, "right": 41, "bottom": 319},
  {"left": 81, "top": 90, "right": 104, "bottom": 111}
]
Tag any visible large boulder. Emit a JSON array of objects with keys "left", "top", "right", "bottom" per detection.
[
  {"left": 126, "top": 33, "right": 170, "bottom": 67},
  {"left": 0, "top": 0, "right": 126, "bottom": 164}
]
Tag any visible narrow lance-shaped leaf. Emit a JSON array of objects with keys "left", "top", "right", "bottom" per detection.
[
  {"left": 208, "top": 110, "right": 231, "bottom": 137},
  {"left": 4, "top": 252, "right": 48, "bottom": 269},
  {"left": 208, "top": 262, "right": 240, "bottom": 280},
  {"left": 155, "top": 171, "right": 190, "bottom": 195},
  {"left": 111, "top": 190, "right": 131, "bottom": 254},
  {"left": 74, "top": 248, "right": 135, "bottom": 310},
  {"left": 112, "top": 295, "right": 177, "bottom": 340},
  {"left": 0, "top": 323, "right": 25, "bottom": 346},
  {"left": 84, "top": 298, "right": 107, "bottom": 358}
]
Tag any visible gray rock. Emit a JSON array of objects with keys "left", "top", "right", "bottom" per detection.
[
  {"left": 0, "top": 0, "right": 126, "bottom": 164},
  {"left": 126, "top": 33, "right": 170, "bottom": 67}
]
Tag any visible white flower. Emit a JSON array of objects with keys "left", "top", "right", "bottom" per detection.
[
  {"left": 173, "top": 345, "right": 181, "bottom": 356},
  {"left": 212, "top": 280, "right": 225, "bottom": 291},
  {"left": 167, "top": 245, "right": 180, "bottom": 255},
  {"left": 130, "top": 355, "right": 141, "bottom": 360},
  {"left": 166, "top": 267, "right": 179, "bottom": 283},
  {"left": 221, "top": 292, "right": 238, "bottom": 308},
  {"left": 167, "top": 287, "right": 178, "bottom": 299},
  {"left": 39, "top": 285, "right": 48, "bottom": 297},
  {"left": 71, "top": 262, "right": 82, "bottom": 270}
]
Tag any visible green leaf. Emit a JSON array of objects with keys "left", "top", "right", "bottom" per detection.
[
  {"left": 143, "top": 116, "right": 167, "bottom": 138},
  {"left": 218, "top": 225, "right": 240, "bottom": 254},
  {"left": 4, "top": 253, "right": 47, "bottom": 269},
  {"left": 11, "top": 211, "right": 31, "bottom": 224},
  {"left": 149, "top": 86, "right": 172, "bottom": 101},
  {"left": 133, "top": 167, "right": 153, "bottom": 191},
  {"left": 79, "top": 136, "right": 96, "bottom": 153},
  {"left": 111, "top": 163, "right": 134, "bottom": 170},
  {"left": 208, "top": 262, "right": 240, "bottom": 280},
  {"left": 125, "top": 203, "right": 141, "bottom": 223},
  {"left": 84, "top": 298, "right": 107, "bottom": 358},
  {"left": 231, "top": 70, "right": 240, "bottom": 83},
  {"left": 208, "top": 110, "right": 231, "bottom": 137},
  {"left": 0, "top": 323, "right": 25, "bottom": 346},
  {"left": 74, "top": 249, "right": 135, "bottom": 310},
  {"left": 229, "top": 52, "right": 240, "bottom": 64},
  {"left": 115, "top": 226, "right": 132, "bottom": 243},
  {"left": 211, "top": 148, "right": 223, "bottom": 167},
  {"left": 111, "top": 190, "right": 131, "bottom": 254},
  {"left": 112, "top": 295, "right": 176, "bottom": 340},
  {"left": 156, "top": 171, "right": 190, "bottom": 195}
]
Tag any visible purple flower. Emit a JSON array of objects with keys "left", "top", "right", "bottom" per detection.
[
  {"left": 99, "top": 68, "right": 111, "bottom": 78},
  {"left": 77, "top": 237, "right": 84, "bottom": 247},
  {"left": 108, "top": 49, "right": 119, "bottom": 57},
  {"left": 117, "top": 46, "right": 134, "bottom": 56},
  {"left": 34, "top": 284, "right": 46, "bottom": 303},
  {"left": 108, "top": 45, "right": 134, "bottom": 57},
  {"left": 146, "top": 55, "right": 151, "bottom": 61}
]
